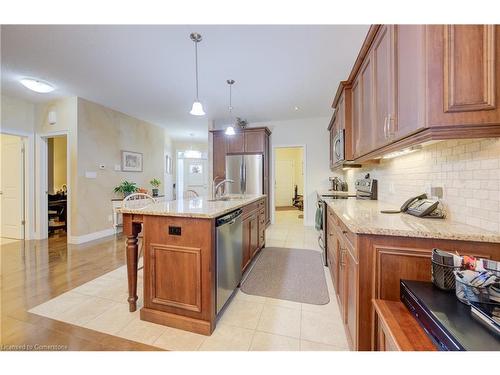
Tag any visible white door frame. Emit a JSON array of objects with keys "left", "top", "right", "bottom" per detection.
[
  {"left": 0, "top": 129, "right": 34, "bottom": 240},
  {"left": 271, "top": 144, "right": 307, "bottom": 226},
  {"left": 36, "top": 130, "right": 71, "bottom": 240}
]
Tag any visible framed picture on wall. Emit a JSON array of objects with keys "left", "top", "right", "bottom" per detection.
[
  {"left": 121, "top": 150, "right": 143, "bottom": 172},
  {"left": 166, "top": 155, "right": 173, "bottom": 174}
]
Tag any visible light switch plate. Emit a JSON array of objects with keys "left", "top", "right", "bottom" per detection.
[{"left": 85, "top": 171, "right": 97, "bottom": 179}]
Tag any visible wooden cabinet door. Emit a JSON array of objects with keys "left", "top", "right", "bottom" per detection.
[
  {"left": 227, "top": 132, "right": 244, "bottom": 154},
  {"left": 327, "top": 230, "right": 340, "bottom": 295},
  {"left": 427, "top": 25, "right": 500, "bottom": 128},
  {"left": 329, "top": 116, "right": 338, "bottom": 169},
  {"left": 372, "top": 25, "right": 397, "bottom": 149},
  {"left": 337, "top": 247, "right": 348, "bottom": 323},
  {"left": 352, "top": 57, "right": 374, "bottom": 158},
  {"left": 396, "top": 24, "right": 426, "bottom": 139},
  {"left": 249, "top": 213, "right": 259, "bottom": 257},
  {"left": 244, "top": 131, "right": 265, "bottom": 153},
  {"left": 351, "top": 77, "right": 362, "bottom": 159},
  {"left": 213, "top": 132, "right": 226, "bottom": 181},
  {"left": 258, "top": 210, "right": 266, "bottom": 249},
  {"left": 344, "top": 248, "right": 358, "bottom": 350},
  {"left": 242, "top": 216, "right": 251, "bottom": 271}
]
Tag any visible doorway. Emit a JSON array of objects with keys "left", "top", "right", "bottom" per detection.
[
  {"left": 37, "top": 132, "right": 70, "bottom": 241},
  {"left": 176, "top": 150, "right": 208, "bottom": 198},
  {"left": 47, "top": 136, "right": 68, "bottom": 238},
  {"left": 274, "top": 146, "right": 304, "bottom": 225},
  {"left": 0, "top": 133, "right": 26, "bottom": 241}
]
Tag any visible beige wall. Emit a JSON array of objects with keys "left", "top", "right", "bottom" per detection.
[
  {"left": 76, "top": 98, "right": 168, "bottom": 236},
  {"left": 275, "top": 147, "right": 304, "bottom": 196},
  {"left": 344, "top": 138, "right": 500, "bottom": 233},
  {"left": 1, "top": 95, "right": 35, "bottom": 134}
]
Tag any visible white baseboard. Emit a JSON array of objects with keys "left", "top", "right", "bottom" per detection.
[{"left": 68, "top": 227, "right": 122, "bottom": 244}]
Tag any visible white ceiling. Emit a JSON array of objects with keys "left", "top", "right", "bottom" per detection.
[{"left": 1, "top": 25, "right": 369, "bottom": 141}]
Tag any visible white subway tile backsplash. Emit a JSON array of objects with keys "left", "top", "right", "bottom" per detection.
[{"left": 344, "top": 138, "right": 500, "bottom": 234}]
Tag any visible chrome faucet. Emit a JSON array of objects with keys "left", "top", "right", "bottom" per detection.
[{"left": 213, "top": 179, "right": 234, "bottom": 200}]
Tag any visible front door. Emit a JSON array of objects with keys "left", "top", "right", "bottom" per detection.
[
  {"left": 0, "top": 134, "right": 24, "bottom": 239},
  {"left": 183, "top": 158, "right": 208, "bottom": 197}
]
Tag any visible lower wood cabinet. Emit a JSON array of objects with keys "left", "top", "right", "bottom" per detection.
[
  {"left": 326, "top": 205, "right": 500, "bottom": 351},
  {"left": 242, "top": 198, "right": 266, "bottom": 272}
]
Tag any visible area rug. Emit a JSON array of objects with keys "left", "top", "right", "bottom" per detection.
[{"left": 241, "top": 247, "right": 330, "bottom": 305}]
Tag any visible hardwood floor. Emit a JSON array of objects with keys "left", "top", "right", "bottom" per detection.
[{"left": 0, "top": 235, "right": 160, "bottom": 351}]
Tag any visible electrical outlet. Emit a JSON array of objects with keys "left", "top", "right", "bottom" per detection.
[
  {"left": 388, "top": 182, "right": 395, "bottom": 194},
  {"left": 107, "top": 215, "right": 113, "bottom": 222},
  {"left": 114, "top": 164, "right": 121, "bottom": 171},
  {"left": 430, "top": 186, "right": 444, "bottom": 199}
]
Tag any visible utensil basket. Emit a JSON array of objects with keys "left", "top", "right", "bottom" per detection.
[{"left": 431, "top": 259, "right": 461, "bottom": 291}]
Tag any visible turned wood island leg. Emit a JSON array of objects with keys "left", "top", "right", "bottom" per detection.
[{"left": 124, "top": 216, "right": 142, "bottom": 312}]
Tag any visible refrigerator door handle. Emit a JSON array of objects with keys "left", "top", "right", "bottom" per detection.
[{"left": 242, "top": 159, "right": 247, "bottom": 195}]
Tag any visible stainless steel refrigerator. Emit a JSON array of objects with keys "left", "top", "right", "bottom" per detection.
[{"left": 225, "top": 155, "right": 263, "bottom": 195}]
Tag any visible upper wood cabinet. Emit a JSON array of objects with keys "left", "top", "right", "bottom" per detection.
[
  {"left": 211, "top": 127, "right": 271, "bottom": 225},
  {"left": 330, "top": 82, "right": 354, "bottom": 167},
  {"left": 427, "top": 25, "right": 500, "bottom": 127},
  {"left": 341, "top": 24, "right": 500, "bottom": 163},
  {"left": 226, "top": 132, "right": 245, "bottom": 154},
  {"left": 372, "top": 25, "right": 397, "bottom": 149}
]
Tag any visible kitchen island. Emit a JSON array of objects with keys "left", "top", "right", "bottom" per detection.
[{"left": 119, "top": 194, "right": 266, "bottom": 335}]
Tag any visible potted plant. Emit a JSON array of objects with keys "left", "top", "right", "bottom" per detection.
[
  {"left": 150, "top": 178, "right": 161, "bottom": 197},
  {"left": 113, "top": 181, "right": 138, "bottom": 198}
]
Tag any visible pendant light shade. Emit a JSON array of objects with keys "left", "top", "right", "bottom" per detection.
[
  {"left": 225, "top": 79, "right": 236, "bottom": 135},
  {"left": 189, "top": 32, "right": 205, "bottom": 116},
  {"left": 190, "top": 101, "right": 205, "bottom": 116}
]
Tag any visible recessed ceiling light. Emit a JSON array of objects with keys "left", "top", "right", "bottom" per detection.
[
  {"left": 20, "top": 78, "right": 55, "bottom": 93},
  {"left": 294, "top": 106, "right": 300, "bottom": 111}
]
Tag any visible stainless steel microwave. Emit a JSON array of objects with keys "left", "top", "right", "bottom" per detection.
[{"left": 332, "top": 129, "right": 345, "bottom": 164}]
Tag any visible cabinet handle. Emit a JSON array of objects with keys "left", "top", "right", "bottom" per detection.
[
  {"left": 342, "top": 230, "right": 348, "bottom": 235},
  {"left": 387, "top": 114, "right": 392, "bottom": 139},
  {"left": 383, "top": 116, "right": 388, "bottom": 139},
  {"left": 340, "top": 248, "right": 346, "bottom": 267}
]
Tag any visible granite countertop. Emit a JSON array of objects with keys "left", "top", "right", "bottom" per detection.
[
  {"left": 117, "top": 194, "right": 265, "bottom": 219},
  {"left": 316, "top": 190, "right": 356, "bottom": 198},
  {"left": 324, "top": 198, "right": 500, "bottom": 243}
]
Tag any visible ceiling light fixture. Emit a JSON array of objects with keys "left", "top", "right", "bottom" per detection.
[
  {"left": 225, "top": 79, "right": 236, "bottom": 136},
  {"left": 20, "top": 78, "right": 55, "bottom": 93},
  {"left": 189, "top": 33, "right": 205, "bottom": 116},
  {"left": 294, "top": 106, "right": 299, "bottom": 111}
]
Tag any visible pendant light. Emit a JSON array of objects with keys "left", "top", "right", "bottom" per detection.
[
  {"left": 225, "top": 79, "right": 236, "bottom": 135},
  {"left": 189, "top": 33, "right": 205, "bottom": 116}
]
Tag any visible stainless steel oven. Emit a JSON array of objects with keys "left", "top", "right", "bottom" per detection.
[{"left": 332, "top": 129, "right": 345, "bottom": 165}]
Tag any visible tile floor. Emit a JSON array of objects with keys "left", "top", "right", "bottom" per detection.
[{"left": 28, "top": 210, "right": 349, "bottom": 351}]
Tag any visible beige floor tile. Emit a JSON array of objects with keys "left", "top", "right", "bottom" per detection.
[
  {"left": 234, "top": 289, "right": 267, "bottom": 304},
  {"left": 219, "top": 299, "right": 264, "bottom": 329},
  {"left": 103, "top": 265, "right": 128, "bottom": 280},
  {"left": 265, "top": 239, "right": 286, "bottom": 248},
  {"left": 71, "top": 276, "right": 118, "bottom": 297},
  {"left": 117, "top": 317, "right": 167, "bottom": 345},
  {"left": 28, "top": 291, "right": 89, "bottom": 318},
  {"left": 265, "top": 297, "right": 302, "bottom": 310},
  {"left": 300, "top": 339, "right": 338, "bottom": 351},
  {"left": 257, "top": 305, "right": 301, "bottom": 338},
  {"left": 250, "top": 331, "right": 300, "bottom": 351},
  {"left": 198, "top": 324, "right": 254, "bottom": 351},
  {"left": 301, "top": 299, "right": 341, "bottom": 317},
  {"left": 84, "top": 302, "right": 138, "bottom": 335},
  {"left": 300, "top": 310, "right": 348, "bottom": 348},
  {"left": 283, "top": 239, "right": 305, "bottom": 249},
  {"left": 52, "top": 296, "right": 116, "bottom": 326},
  {"left": 153, "top": 327, "right": 206, "bottom": 351}
]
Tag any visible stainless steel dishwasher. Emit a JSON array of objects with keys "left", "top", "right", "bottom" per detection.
[{"left": 216, "top": 208, "right": 243, "bottom": 315}]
